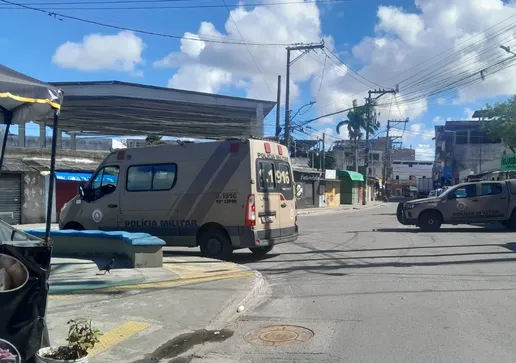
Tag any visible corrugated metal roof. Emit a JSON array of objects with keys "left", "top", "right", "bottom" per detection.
[
  {"left": 1, "top": 158, "right": 34, "bottom": 172},
  {"left": 1, "top": 156, "right": 99, "bottom": 173},
  {"left": 22, "top": 158, "right": 98, "bottom": 172}
]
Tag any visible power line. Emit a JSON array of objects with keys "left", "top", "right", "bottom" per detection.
[
  {"left": 0, "top": 0, "right": 298, "bottom": 46},
  {"left": 316, "top": 13, "right": 516, "bottom": 114},
  {"left": 384, "top": 12, "right": 516, "bottom": 85},
  {"left": 315, "top": 55, "right": 327, "bottom": 99},
  {"left": 221, "top": 0, "right": 272, "bottom": 94},
  {"left": 323, "top": 48, "right": 385, "bottom": 88},
  {"left": 0, "top": 0, "right": 353, "bottom": 10}
]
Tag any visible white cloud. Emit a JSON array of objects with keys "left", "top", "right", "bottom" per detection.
[
  {"left": 415, "top": 144, "right": 434, "bottom": 161},
  {"left": 464, "top": 107, "right": 475, "bottom": 119},
  {"left": 52, "top": 31, "right": 145, "bottom": 72},
  {"left": 154, "top": 0, "right": 516, "bottom": 138},
  {"left": 155, "top": 4, "right": 327, "bottom": 101},
  {"left": 432, "top": 116, "right": 443, "bottom": 124},
  {"left": 375, "top": 6, "right": 424, "bottom": 45},
  {"left": 410, "top": 122, "right": 423, "bottom": 133},
  {"left": 168, "top": 64, "right": 232, "bottom": 93}
]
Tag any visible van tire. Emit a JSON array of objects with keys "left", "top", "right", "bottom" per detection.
[
  {"left": 199, "top": 230, "right": 233, "bottom": 260},
  {"left": 418, "top": 210, "right": 442, "bottom": 231},
  {"left": 62, "top": 222, "right": 85, "bottom": 231},
  {"left": 250, "top": 246, "right": 274, "bottom": 256}
]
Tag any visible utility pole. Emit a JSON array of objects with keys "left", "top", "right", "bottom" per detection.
[
  {"left": 275, "top": 75, "right": 281, "bottom": 139},
  {"left": 383, "top": 118, "right": 409, "bottom": 196},
  {"left": 284, "top": 41, "right": 325, "bottom": 150},
  {"left": 322, "top": 132, "right": 326, "bottom": 172},
  {"left": 363, "top": 87, "right": 398, "bottom": 205}
]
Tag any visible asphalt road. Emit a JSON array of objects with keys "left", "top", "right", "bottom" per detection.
[{"left": 189, "top": 201, "right": 516, "bottom": 363}]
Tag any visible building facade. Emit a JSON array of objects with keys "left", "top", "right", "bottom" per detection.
[
  {"left": 332, "top": 138, "right": 387, "bottom": 179},
  {"left": 390, "top": 160, "right": 433, "bottom": 196},
  {"left": 434, "top": 121, "right": 508, "bottom": 186},
  {"left": 0, "top": 148, "right": 106, "bottom": 224}
]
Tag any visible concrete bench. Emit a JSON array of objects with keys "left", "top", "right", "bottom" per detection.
[{"left": 23, "top": 229, "right": 165, "bottom": 268}]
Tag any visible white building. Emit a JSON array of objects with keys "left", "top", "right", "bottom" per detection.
[{"left": 392, "top": 160, "right": 433, "bottom": 181}]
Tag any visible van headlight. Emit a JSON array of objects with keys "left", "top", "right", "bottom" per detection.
[{"left": 404, "top": 203, "right": 416, "bottom": 210}]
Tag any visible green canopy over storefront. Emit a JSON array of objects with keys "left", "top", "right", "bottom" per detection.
[
  {"left": 501, "top": 154, "right": 516, "bottom": 172},
  {"left": 337, "top": 170, "right": 365, "bottom": 182}
]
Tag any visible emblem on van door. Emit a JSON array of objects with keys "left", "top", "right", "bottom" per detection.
[
  {"left": 92, "top": 209, "right": 103, "bottom": 223},
  {"left": 457, "top": 201, "right": 467, "bottom": 211}
]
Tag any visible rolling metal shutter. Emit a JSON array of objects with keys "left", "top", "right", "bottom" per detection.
[{"left": 0, "top": 173, "right": 22, "bottom": 224}]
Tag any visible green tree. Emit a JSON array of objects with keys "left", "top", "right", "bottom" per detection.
[
  {"left": 308, "top": 150, "right": 336, "bottom": 170},
  {"left": 145, "top": 135, "right": 166, "bottom": 145},
  {"left": 335, "top": 99, "right": 379, "bottom": 171},
  {"left": 483, "top": 95, "right": 516, "bottom": 152}
]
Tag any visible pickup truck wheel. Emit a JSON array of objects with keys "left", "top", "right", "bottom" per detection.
[
  {"left": 199, "top": 230, "right": 233, "bottom": 260},
  {"left": 419, "top": 211, "right": 442, "bottom": 231},
  {"left": 396, "top": 203, "right": 407, "bottom": 225},
  {"left": 250, "top": 246, "right": 274, "bottom": 256},
  {"left": 508, "top": 211, "right": 516, "bottom": 230}
]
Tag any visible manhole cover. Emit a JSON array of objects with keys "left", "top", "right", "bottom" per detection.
[{"left": 244, "top": 325, "right": 314, "bottom": 346}]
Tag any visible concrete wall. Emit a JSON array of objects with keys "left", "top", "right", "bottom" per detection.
[
  {"left": 333, "top": 149, "right": 384, "bottom": 178},
  {"left": 453, "top": 143, "right": 509, "bottom": 181},
  {"left": 392, "top": 161, "right": 433, "bottom": 180},
  {"left": 21, "top": 172, "right": 46, "bottom": 224}
]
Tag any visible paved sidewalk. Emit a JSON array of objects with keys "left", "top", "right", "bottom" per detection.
[
  {"left": 297, "top": 201, "right": 385, "bottom": 216},
  {"left": 45, "top": 254, "right": 267, "bottom": 362},
  {"left": 48, "top": 255, "right": 253, "bottom": 296}
]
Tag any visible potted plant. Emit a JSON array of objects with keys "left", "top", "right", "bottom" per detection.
[{"left": 36, "top": 319, "right": 101, "bottom": 363}]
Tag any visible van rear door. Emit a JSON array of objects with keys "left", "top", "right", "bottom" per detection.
[
  {"left": 255, "top": 160, "right": 282, "bottom": 239},
  {"left": 275, "top": 159, "right": 296, "bottom": 236}
]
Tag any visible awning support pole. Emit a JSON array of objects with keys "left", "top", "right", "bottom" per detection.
[
  {"left": 0, "top": 110, "right": 12, "bottom": 176},
  {"left": 44, "top": 109, "right": 59, "bottom": 243}
]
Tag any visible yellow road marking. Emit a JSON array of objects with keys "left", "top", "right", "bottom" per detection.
[
  {"left": 48, "top": 271, "right": 255, "bottom": 300},
  {"left": 162, "top": 261, "right": 245, "bottom": 279},
  {"left": 88, "top": 321, "right": 151, "bottom": 357}
]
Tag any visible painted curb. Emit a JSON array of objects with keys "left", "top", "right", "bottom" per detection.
[
  {"left": 206, "top": 270, "right": 269, "bottom": 330},
  {"left": 48, "top": 270, "right": 256, "bottom": 299}
]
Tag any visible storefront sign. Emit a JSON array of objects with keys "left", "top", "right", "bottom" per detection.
[
  {"left": 501, "top": 154, "right": 516, "bottom": 172},
  {"left": 298, "top": 173, "right": 321, "bottom": 181},
  {"left": 325, "top": 169, "right": 337, "bottom": 180}
]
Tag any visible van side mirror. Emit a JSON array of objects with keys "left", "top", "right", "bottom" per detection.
[{"left": 448, "top": 193, "right": 457, "bottom": 200}]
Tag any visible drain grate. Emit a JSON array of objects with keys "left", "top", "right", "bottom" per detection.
[{"left": 244, "top": 325, "right": 314, "bottom": 346}]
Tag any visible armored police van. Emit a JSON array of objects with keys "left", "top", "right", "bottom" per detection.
[
  {"left": 59, "top": 138, "right": 298, "bottom": 259},
  {"left": 397, "top": 180, "right": 516, "bottom": 231}
]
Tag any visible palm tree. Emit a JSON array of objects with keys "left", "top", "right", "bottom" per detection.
[
  {"left": 145, "top": 135, "right": 165, "bottom": 145},
  {"left": 335, "top": 99, "right": 379, "bottom": 171}
]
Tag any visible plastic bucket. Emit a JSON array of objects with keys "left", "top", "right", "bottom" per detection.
[{"left": 36, "top": 347, "right": 89, "bottom": 363}]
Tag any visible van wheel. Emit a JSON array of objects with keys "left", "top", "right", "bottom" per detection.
[
  {"left": 199, "top": 230, "right": 233, "bottom": 260},
  {"left": 62, "top": 222, "right": 85, "bottom": 231},
  {"left": 250, "top": 246, "right": 274, "bottom": 257},
  {"left": 418, "top": 211, "right": 442, "bottom": 231}
]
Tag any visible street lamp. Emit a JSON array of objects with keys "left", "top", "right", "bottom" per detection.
[
  {"left": 500, "top": 45, "right": 516, "bottom": 56},
  {"left": 290, "top": 101, "right": 316, "bottom": 124}
]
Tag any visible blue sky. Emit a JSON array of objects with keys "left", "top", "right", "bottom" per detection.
[{"left": 2, "top": 0, "right": 516, "bottom": 159}]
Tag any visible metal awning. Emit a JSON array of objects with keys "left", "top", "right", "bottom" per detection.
[
  {"left": 48, "top": 81, "right": 276, "bottom": 139},
  {"left": 337, "top": 170, "right": 365, "bottom": 182},
  {"left": 1, "top": 63, "right": 64, "bottom": 243}
]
